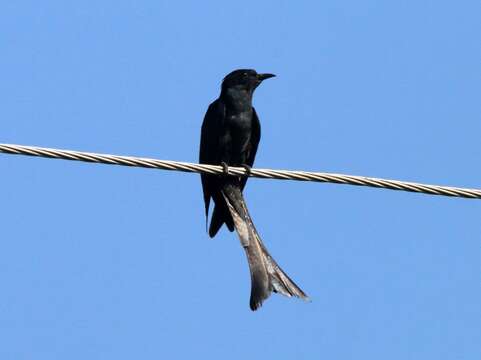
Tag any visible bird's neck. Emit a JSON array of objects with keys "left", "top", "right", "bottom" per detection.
[{"left": 220, "top": 88, "right": 253, "bottom": 112}]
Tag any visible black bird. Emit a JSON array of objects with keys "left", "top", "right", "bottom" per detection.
[{"left": 199, "top": 69, "right": 309, "bottom": 310}]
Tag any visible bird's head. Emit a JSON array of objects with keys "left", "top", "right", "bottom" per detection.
[{"left": 221, "top": 69, "right": 275, "bottom": 93}]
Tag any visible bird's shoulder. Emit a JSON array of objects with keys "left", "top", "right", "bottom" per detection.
[{"left": 203, "top": 98, "right": 226, "bottom": 126}]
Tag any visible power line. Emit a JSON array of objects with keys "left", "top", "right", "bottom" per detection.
[{"left": 1, "top": 143, "right": 480, "bottom": 199}]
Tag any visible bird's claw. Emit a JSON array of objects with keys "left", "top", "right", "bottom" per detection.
[
  {"left": 241, "top": 164, "right": 252, "bottom": 177},
  {"left": 220, "top": 162, "right": 230, "bottom": 176}
]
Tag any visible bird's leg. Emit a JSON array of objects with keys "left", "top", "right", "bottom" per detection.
[
  {"left": 241, "top": 164, "right": 252, "bottom": 177},
  {"left": 220, "top": 161, "right": 230, "bottom": 176}
]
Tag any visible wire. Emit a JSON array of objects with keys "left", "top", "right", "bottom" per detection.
[{"left": 1, "top": 143, "right": 480, "bottom": 199}]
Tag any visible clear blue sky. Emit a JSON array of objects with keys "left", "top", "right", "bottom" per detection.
[{"left": 1, "top": 1, "right": 480, "bottom": 359}]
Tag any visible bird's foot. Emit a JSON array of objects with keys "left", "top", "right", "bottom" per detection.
[
  {"left": 241, "top": 164, "right": 252, "bottom": 177},
  {"left": 220, "top": 162, "right": 230, "bottom": 176}
]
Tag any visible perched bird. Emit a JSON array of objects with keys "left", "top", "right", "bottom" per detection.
[{"left": 199, "top": 69, "right": 308, "bottom": 310}]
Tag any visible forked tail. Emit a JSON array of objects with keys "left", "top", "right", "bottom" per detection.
[{"left": 221, "top": 181, "right": 309, "bottom": 310}]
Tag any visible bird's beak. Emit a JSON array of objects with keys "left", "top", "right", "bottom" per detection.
[{"left": 257, "top": 73, "right": 276, "bottom": 81}]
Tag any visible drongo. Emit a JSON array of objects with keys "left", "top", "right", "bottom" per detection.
[{"left": 199, "top": 69, "right": 308, "bottom": 310}]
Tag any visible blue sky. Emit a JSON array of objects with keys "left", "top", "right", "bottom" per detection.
[{"left": 1, "top": 1, "right": 480, "bottom": 359}]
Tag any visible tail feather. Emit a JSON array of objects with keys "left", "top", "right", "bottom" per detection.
[{"left": 221, "top": 181, "right": 309, "bottom": 310}]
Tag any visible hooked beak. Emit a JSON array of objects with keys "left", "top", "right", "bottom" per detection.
[{"left": 257, "top": 73, "right": 276, "bottom": 81}]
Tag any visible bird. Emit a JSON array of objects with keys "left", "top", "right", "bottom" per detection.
[{"left": 199, "top": 69, "right": 309, "bottom": 310}]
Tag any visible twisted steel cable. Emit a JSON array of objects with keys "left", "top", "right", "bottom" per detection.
[{"left": 1, "top": 143, "right": 480, "bottom": 199}]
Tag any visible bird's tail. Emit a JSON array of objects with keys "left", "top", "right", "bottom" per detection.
[{"left": 221, "top": 180, "right": 309, "bottom": 310}]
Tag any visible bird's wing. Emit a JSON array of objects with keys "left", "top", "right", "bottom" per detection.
[
  {"left": 241, "top": 107, "right": 261, "bottom": 190},
  {"left": 199, "top": 99, "right": 225, "bottom": 219}
]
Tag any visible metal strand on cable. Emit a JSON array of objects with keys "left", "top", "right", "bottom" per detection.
[{"left": 1, "top": 143, "right": 480, "bottom": 199}]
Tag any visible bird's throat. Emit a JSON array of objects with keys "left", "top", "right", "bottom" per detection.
[{"left": 222, "top": 88, "right": 253, "bottom": 112}]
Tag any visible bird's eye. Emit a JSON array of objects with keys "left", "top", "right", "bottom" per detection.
[{"left": 243, "top": 72, "right": 248, "bottom": 77}]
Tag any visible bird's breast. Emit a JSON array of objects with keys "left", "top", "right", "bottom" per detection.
[{"left": 226, "top": 110, "right": 253, "bottom": 131}]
